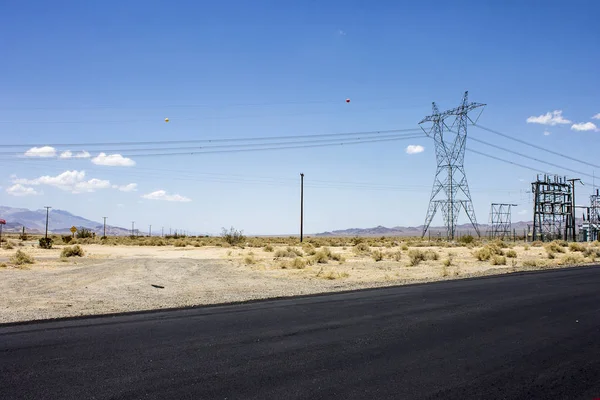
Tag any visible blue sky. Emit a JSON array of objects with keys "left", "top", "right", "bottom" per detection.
[{"left": 1, "top": 0, "right": 599, "bottom": 235}]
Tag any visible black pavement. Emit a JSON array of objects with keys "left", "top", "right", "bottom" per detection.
[{"left": 2, "top": 266, "right": 600, "bottom": 399}]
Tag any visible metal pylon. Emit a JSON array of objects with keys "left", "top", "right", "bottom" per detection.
[{"left": 420, "top": 92, "right": 485, "bottom": 239}]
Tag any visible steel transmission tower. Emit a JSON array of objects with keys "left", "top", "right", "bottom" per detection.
[{"left": 420, "top": 91, "right": 485, "bottom": 239}]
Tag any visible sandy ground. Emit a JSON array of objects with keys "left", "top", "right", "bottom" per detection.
[{"left": 1, "top": 241, "right": 597, "bottom": 323}]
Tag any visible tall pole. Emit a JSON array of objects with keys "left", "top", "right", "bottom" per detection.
[
  {"left": 149, "top": 225, "right": 152, "bottom": 237},
  {"left": 568, "top": 178, "right": 581, "bottom": 241},
  {"left": 161, "top": 227, "right": 164, "bottom": 237},
  {"left": 44, "top": 206, "right": 51, "bottom": 239},
  {"left": 103, "top": 217, "right": 107, "bottom": 237},
  {"left": 131, "top": 221, "right": 135, "bottom": 237},
  {"left": 300, "top": 173, "right": 304, "bottom": 243}
]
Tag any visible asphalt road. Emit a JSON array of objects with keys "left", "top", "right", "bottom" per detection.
[{"left": 2, "top": 267, "right": 600, "bottom": 400}]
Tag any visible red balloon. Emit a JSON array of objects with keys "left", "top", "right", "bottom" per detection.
[{"left": 346, "top": 98, "right": 350, "bottom": 103}]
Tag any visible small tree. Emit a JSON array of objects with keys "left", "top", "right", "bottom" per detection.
[
  {"left": 76, "top": 227, "right": 93, "bottom": 239},
  {"left": 221, "top": 227, "right": 245, "bottom": 246}
]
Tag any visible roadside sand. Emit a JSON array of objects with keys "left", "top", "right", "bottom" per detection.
[{"left": 0, "top": 242, "right": 596, "bottom": 323}]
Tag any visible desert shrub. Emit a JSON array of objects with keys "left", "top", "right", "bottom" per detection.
[
  {"left": 0, "top": 263, "right": 6, "bottom": 268},
  {"left": 302, "top": 242, "right": 316, "bottom": 255},
  {"left": 221, "top": 227, "right": 246, "bottom": 246},
  {"left": 10, "top": 250, "right": 35, "bottom": 265},
  {"left": 174, "top": 240, "right": 187, "bottom": 247},
  {"left": 388, "top": 250, "right": 402, "bottom": 261},
  {"left": 458, "top": 235, "right": 475, "bottom": 245},
  {"left": 62, "top": 235, "right": 73, "bottom": 244},
  {"left": 424, "top": 250, "right": 439, "bottom": 261},
  {"left": 491, "top": 255, "right": 507, "bottom": 266},
  {"left": 76, "top": 227, "right": 93, "bottom": 239},
  {"left": 401, "top": 244, "right": 409, "bottom": 251},
  {"left": 583, "top": 247, "right": 600, "bottom": 260},
  {"left": 371, "top": 250, "right": 384, "bottom": 262},
  {"left": 353, "top": 243, "right": 370, "bottom": 254},
  {"left": 38, "top": 237, "right": 53, "bottom": 249},
  {"left": 555, "top": 240, "right": 568, "bottom": 247},
  {"left": 312, "top": 247, "right": 334, "bottom": 264},
  {"left": 473, "top": 244, "right": 503, "bottom": 261},
  {"left": 522, "top": 259, "right": 538, "bottom": 267},
  {"left": 547, "top": 251, "right": 556, "bottom": 259},
  {"left": 546, "top": 241, "right": 566, "bottom": 254},
  {"left": 263, "top": 244, "right": 274, "bottom": 252},
  {"left": 524, "top": 245, "right": 530, "bottom": 250},
  {"left": 568, "top": 242, "right": 586, "bottom": 252},
  {"left": 61, "top": 245, "right": 85, "bottom": 258},
  {"left": 244, "top": 255, "right": 256, "bottom": 265},
  {"left": 531, "top": 241, "right": 543, "bottom": 247},
  {"left": 290, "top": 257, "right": 307, "bottom": 269},
  {"left": 506, "top": 250, "right": 517, "bottom": 258},
  {"left": 408, "top": 249, "right": 426, "bottom": 266},
  {"left": 442, "top": 258, "right": 452, "bottom": 267},
  {"left": 562, "top": 254, "right": 583, "bottom": 265},
  {"left": 3, "top": 241, "right": 14, "bottom": 250},
  {"left": 275, "top": 247, "right": 299, "bottom": 258}
]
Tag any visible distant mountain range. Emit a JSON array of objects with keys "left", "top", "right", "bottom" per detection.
[
  {"left": 0, "top": 206, "right": 130, "bottom": 236},
  {"left": 315, "top": 221, "right": 537, "bottom": 237}
]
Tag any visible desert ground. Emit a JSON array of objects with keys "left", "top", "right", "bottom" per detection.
[{"left": 1, "top": 234, "right": 599, "bottom": 324}]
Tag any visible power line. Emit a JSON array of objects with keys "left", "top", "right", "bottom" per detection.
[
  {"left": 469, "top": 136, "right": 597, "bottom": 180},
  {"left": 0, "top": 128, "right": 421, "bottom": 149},
  {"left": 0, "top": 131, "right": 423, "bottom": 157},
  {"left": 473, "top": 124, "right": 600, "bottom": 169}
]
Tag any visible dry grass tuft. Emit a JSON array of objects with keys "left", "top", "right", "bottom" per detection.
[
  {"left": 61, "top": 245, "right": 85, "bottom": 258},
  {"left": 263, "top": 244, "right": 274, "bottom": 252},
  {"left": 10, "top": 250, "right": 35, "bottom": 266},
  {"left": 371, "top": 250, "right": 384, "bottom": 262},
  {"left": 473, "top": 244, "right": 503, "bottom": 261},
  {"left": 568, "top": 242, "right": 586, "bottom": 252},
  {"left": 490, "top": 255, "right": 507, "bottom": 266},
  {"left": 506, "top": 249, "right": 517, "bottom": 258}
]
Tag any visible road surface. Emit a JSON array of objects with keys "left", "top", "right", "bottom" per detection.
[{"left": 2, "top": 266, "right": 600, "bottom": 399}]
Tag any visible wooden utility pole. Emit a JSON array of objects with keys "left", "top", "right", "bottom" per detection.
[
  {"left": 44, "top": 206, "right": 51, "bottom": 239},
  {"left": 103, "top": 217, "right": 107, "bottom": 237},
  {"left": 300, "top": 173, "right": 304, "bottom": 242}
]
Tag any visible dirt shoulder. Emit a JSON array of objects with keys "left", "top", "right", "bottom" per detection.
[{"left": 1, "top": 241, "right": 597, "bottom": 324}]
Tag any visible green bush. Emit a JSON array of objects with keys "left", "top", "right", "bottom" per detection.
[
  {"left": 61, "top": 245, "right": 85, "bottom": 258},
  {"left": 76, "top": 227, "right": 93, "bottom": 239},
  {"left": 38, "top": 237, "right": 53, "bottom": 249},
  {"left": 62, "top": 235, "right": 73, "bottom": 244}
]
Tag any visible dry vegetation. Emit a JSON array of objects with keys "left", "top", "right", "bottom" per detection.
[{"left": 2, "top": 232, "right": 600, "bottom": 323}]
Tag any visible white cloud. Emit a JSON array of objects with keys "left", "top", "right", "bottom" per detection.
[
  {"left": 91, "top": 153, "right": 135, "bottom": 167},
  {"left": 405, "top": 145, "right": 425, "bottom": 154},
  {"left": 59, "top": 150, "right": 91, "bottom": 159},
  {"left": 337, "top": 29, "right": 346, "bottom": 36},
  {"left": 13, "top": 170, "right": 111, "bottom": 194},
  {"left": 571, "top": 122, "right": 598, "bottom": 132},
  {"left": 592, "top": 113, "right": 600, "bottom": 120},
  {"left": 24, "top": 146, "right": 57, "bottom": 158},
  {"left": 526, "top": 110, "right": 571, "bottom": 126},
  {"left": 141, "top": 190, "right": 191, "bottom": 202},
  {"left": 6, "top": 184, "right": 40, "bottom": 196},
  {"left": 543, "top": 131, "right": 551, "bottom": 136},
  {"left": 113, "top": 183, "right": 138, "bottom": 192},
  {"left": 518, "top": 209, "right": 528, "bottom": 215}
]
